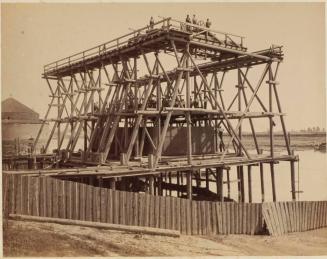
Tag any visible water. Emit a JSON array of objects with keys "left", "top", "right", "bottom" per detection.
[{"left": 208, "top": 149, "right": 327, "bottom": 202}]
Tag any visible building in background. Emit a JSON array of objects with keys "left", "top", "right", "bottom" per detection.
[{"left": 1, "top": 97, "right": 47, "bottom": 155}]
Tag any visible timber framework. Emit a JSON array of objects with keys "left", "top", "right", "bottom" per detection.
[{"left": 3, "top": 17, "right": 299, "bottom": 203}]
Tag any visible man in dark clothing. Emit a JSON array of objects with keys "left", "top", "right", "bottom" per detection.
[
  {"left": 149, "top": 16, "right": 155, "bottom": 29},
  {"left": 205, "top": 18, "right": 212, "bottom": 28},
  {"left": 218, "top": 125, "right": 225, "bottom": 152},
  {"left": 192, "top": 14, "right": 198, "bottom": 32},
  {"left": 205, "top": 18, "right": 212, "bottom": 41},
  {"left": 185, "top": 14, "right": 191, "bottom": 31}
]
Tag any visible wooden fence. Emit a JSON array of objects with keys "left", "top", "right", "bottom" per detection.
[
  {"left": 3, "top": 173, "right": 263, "bottom": 235},
  {"left": 262, "top": 201, "right": 327, "bottom": 236}
]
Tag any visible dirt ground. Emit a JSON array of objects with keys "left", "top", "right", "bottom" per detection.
[{"left": 3, "top": 219, "right": 327, "bottom": 257}]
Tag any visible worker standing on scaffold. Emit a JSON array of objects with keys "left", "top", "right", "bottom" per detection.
[
  {"left": 205, "top": 18, "right": 212, "bottom": 28},
  {"left": 185, "top": 14, "right": 191, "bottom": 31},
  {"left": 149, "top": 16, "right": 155, "bottom": 29},
  {"left": 192, "top": 14, "right": 197, "bottom": 32},
  {"left": 205, "top": 18, "right": 212, "bottom": 41},
  {"left": 218, "top": 125, "right": 225, "bottom": 152}
]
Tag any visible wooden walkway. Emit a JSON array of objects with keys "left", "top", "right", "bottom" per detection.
[{"left": 3, "top": 152, "right": 298, "bottom": 178}]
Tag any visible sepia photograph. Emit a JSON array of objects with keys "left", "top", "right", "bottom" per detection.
[{"left": 1, "top": 1, "right": 327, "bottom": 257}]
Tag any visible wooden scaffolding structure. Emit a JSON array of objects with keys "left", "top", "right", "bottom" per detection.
[{"left": 29, "top": 17, "right": 298, "bottom": 202}]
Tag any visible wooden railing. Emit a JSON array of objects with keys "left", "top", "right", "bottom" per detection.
[{"left": 43, "top": 17, "right": 245, "bottom": 75}]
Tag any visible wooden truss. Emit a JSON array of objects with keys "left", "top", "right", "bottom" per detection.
[{"left": 33, "top": 17, "right": 298, "bottom": 202}]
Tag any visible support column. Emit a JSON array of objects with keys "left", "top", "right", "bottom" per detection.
[
  {"left": 226, "top": 168, "right": 231, "bottom": 199},
  {"left": 260, "top": 163, "right": 265, "bottom": 202},
  {"left": 270, "top": 163, "right": 276, "bottom": 202},
  {"left": 240, "top": 166, "right": 245, "bottom": 202},
  {"left": 149, "top": 175, "right": 154, "bottom": 195},
  {"left": 186, "top": 44, "right": 192, "bottom": 165},
  {"left": 158, "top": 173, "right": 163, "bottom": 196},
  {"left": 248, "top": 165, "right": 252, "bottom": 203},
  {"left": 186, "top": 171, "right": 192, "bottom": 200},
  {"left": 290, "top": 161, "right": 296, "bottom": 201},
  {"left": 177, "top": 172, "right": 180, "bottom": 197},
  {"left": 109, "top": 177, "right": 116, "bottom": 191},
  {"left": 205, "top": 169, "right": 209, "bottom": 190},
  {"left": 216, "top": 167, "right": 223, "bottom": 202}
]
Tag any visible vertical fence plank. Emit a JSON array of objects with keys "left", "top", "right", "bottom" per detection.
[
  {"left": 172, "top": 197, "right": 177, "bottom": 231},
  {"left": 45, "top": 177, "right": 52, "bottom": 217},
  {"left": 86, "top": 185, "right": 93, "bottom": 221},
  {"left": 144, "top": 194, "right": 150, "bottom": 227},
  {"left": 196, "top": 200, "right": 202, "bottom": 235},
  {"left": 216, "top": 203, "right": 222, "bottom": 234},
  {"left": 2, "top": 174, "right": 9, "bottom": 217},
  {"left": 106, "top": 189, "right": 112, "bottom": 223},
  {"left": 57, "top": 180, "right": 63, "bottom": 219},
  {"left": 210, "top": 202, "right": 217, "bottom": 235},
  {"left": 28, "top": 177, "right": 34, "bottom": 216},
  {"left": 200, "top": 201, "right": 206, "bottom": 235},
  {"left": 14, "top": 174, "right": 21, "bottom": 215},
  {"left": 206, "top": 201, "right": 212, "bottom": 235},
  {"left": 73, "top": 181, "right": 79, "bottom": 220},
  {"left": 153, "top": 195, "right": 159, "bottom": 228},
  {"left": 148, "top": 194, "right": 154, "bottom": 228},
  {"left": 41, "top": 177, "right": 47, "bottom": 217},
  {"left": 95, "top": 187, "right": 101, "bottom": 222},
  {"left": 113, "top": 190, "right": 119, "bottom": 224},
  {"left": 67, "top": 180, "right": 73, "bottom": 220},
  {"left": 100, "top": 187, "right": 107, "bottom": 223},
  {"left": 138, "top": 193, "right": 144, "bottom": 227},
  {"left": 176, "top": 196, "right": 181, "bottom": 232},
  {"left": 191, "top": 201, "right": 198, "bottom": 234},
  {"left": 178, "top": 198, "right": 183, "bottom": 233}
]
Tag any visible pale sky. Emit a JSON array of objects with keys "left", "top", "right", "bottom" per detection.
[{"left": 1, "top": 2, "right": 326, "bottom": 131}]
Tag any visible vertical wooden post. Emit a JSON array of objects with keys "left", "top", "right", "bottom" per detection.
[
  {"left": 290, "top": 149, "right": 296, "bottom": 201},
  {"left": 269, "top": 64, "right": 274, "bottom": 158},
  {"left": 168, "top": 172, "right": 172, "bottom": 196},
  {"left": 109, "top": 177, "right": 116, "bottom": 191},
  {"left": 149, "top": 175, "right": 154, "bottom": 195},
  {"left": 57, "top": 82, "right": 61, "bottom": 151},
  {"left": 98, "top": 177, "right": 103, "bottom": 188},
  {"left": 260, "top": 163, "right": 265, "bottom": 202},
  {"left": 240, "top": 166, "right": 245, "bottom": 202},
  {"left": 270, "top": 163, "right": 276, "bottom": 202},
  {"left": 177, "top": 172, "right": 180, "bottom": 197},
  {"left": 186, "top": 44, "right": 192, "bottom": 165},
  {"left": 237, "top": 166, "right": 241, "bottom": 202},
  {"left": 205, "top": 169, "right": 209, "bottom": 190},
  {"left": 186, "top": 171, "right": 192, "bottom": 200},
  {"left": 217, "top": 167, "right": 223, "bottom": 202},
  {"left": 226, "top": 168, "right": 231, "bottom": 199},
  {"left": 248, "top": 165, "right": 252, "bottom": 203},
  {"left": 158, "top": 173, "right": 163, "bottom": 196},
  {"left": 237, "top": 68, "right": 242, "bottom": 156}
]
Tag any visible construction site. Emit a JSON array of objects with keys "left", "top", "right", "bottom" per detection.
[{"left": 3, "top": 16, "right": 327, "bottom": 239}]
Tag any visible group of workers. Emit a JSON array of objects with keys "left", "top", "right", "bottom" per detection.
[
  {"left": 185, "top": 14, "right": 211, "bottom": 30},
  {"left": 148, "top": 15, "right": 212, "bottom": 31}
]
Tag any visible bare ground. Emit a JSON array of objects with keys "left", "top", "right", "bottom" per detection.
[{"left": 3, "top": 219, "right": 327, "bottom": 257}]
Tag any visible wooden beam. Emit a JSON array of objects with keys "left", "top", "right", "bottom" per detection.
[{"left": 10, "top": 214, "right": 180, "bottom": 237}]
